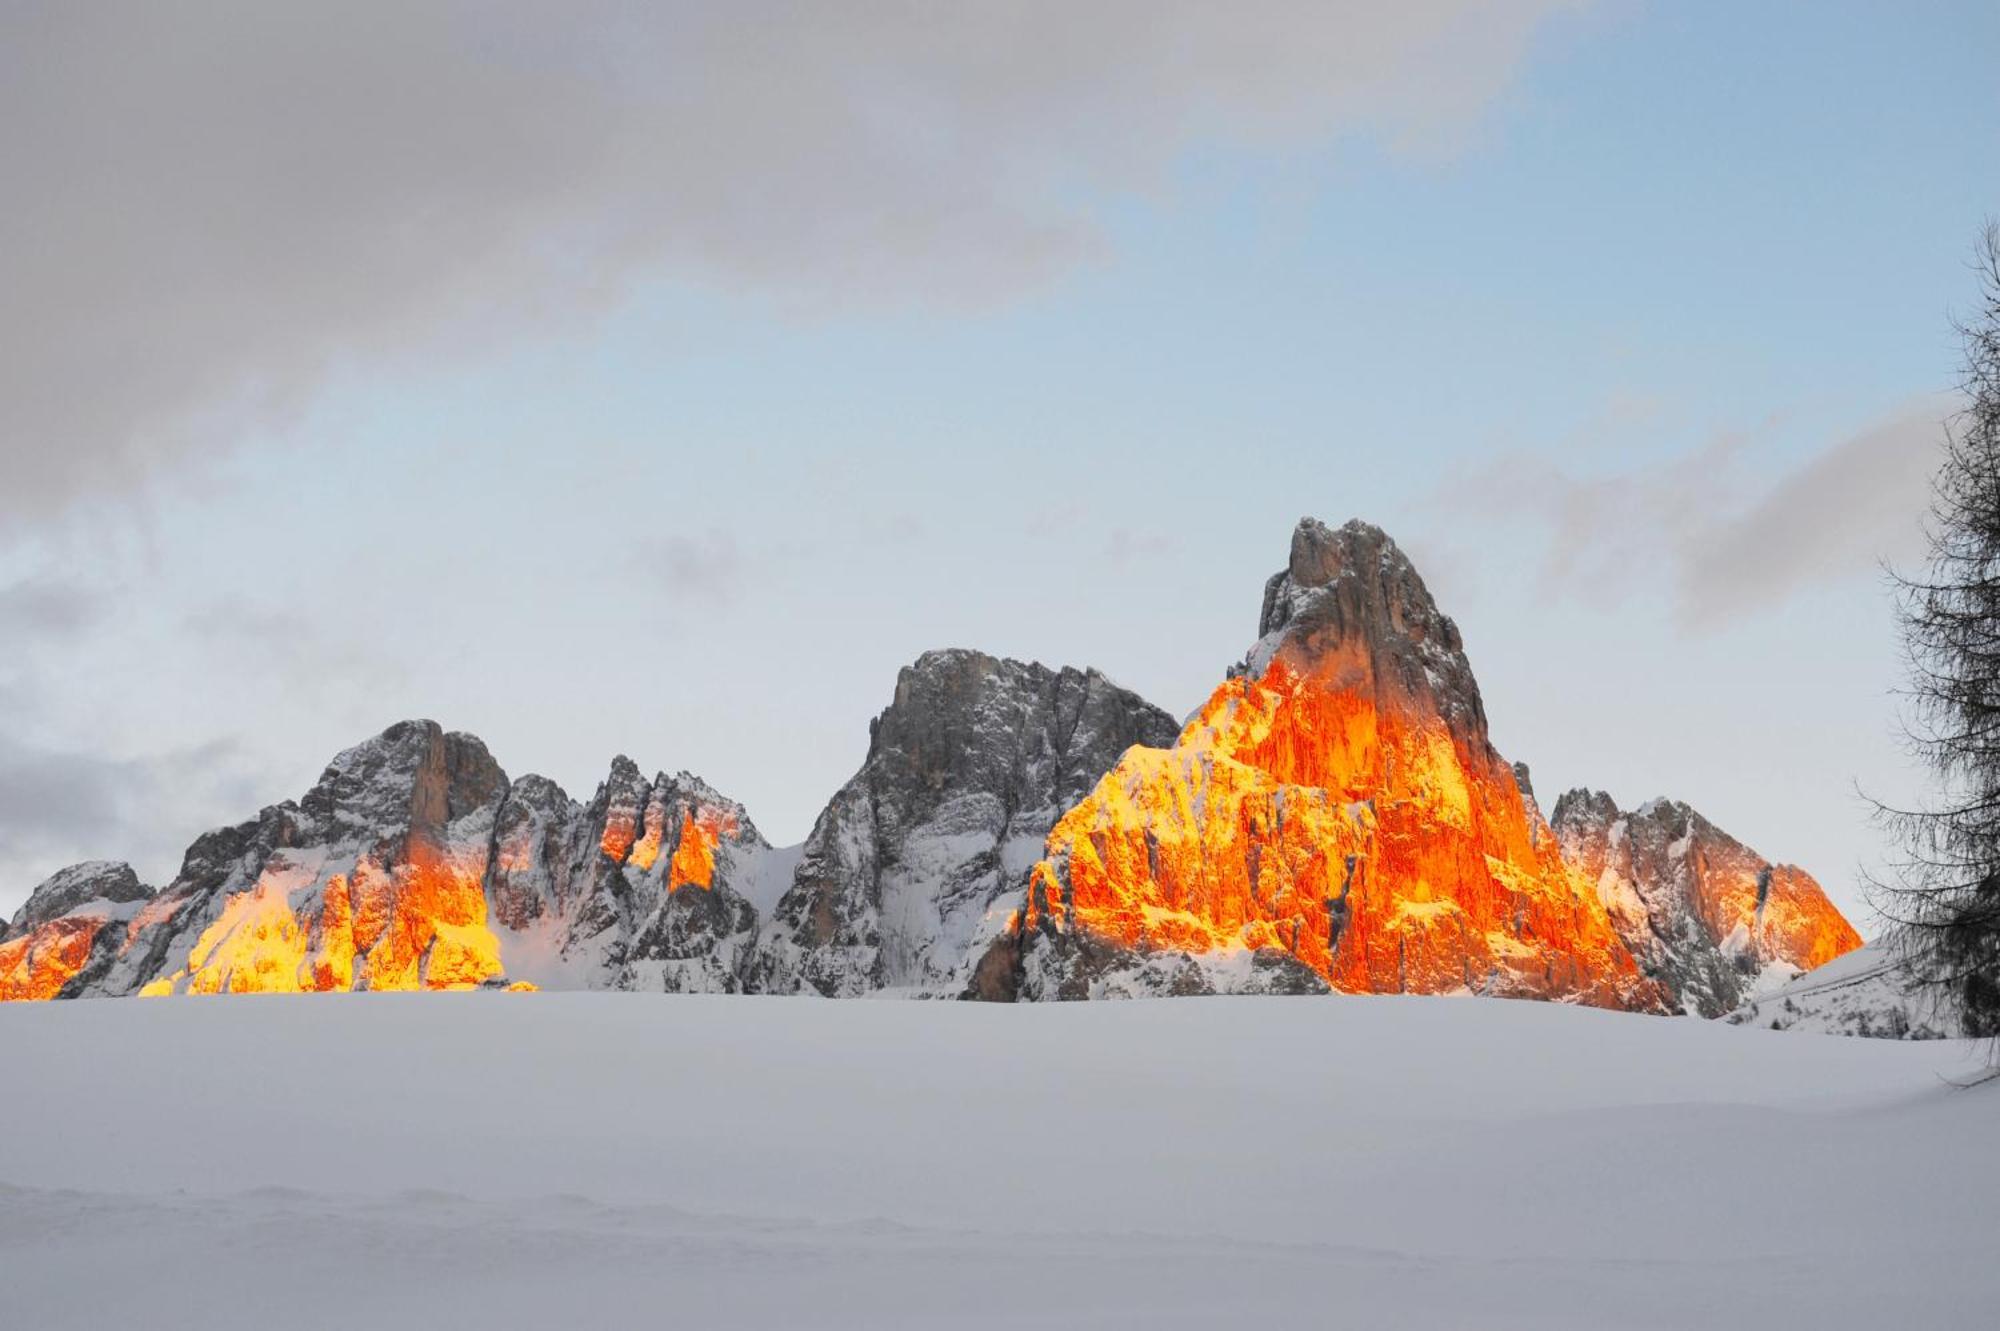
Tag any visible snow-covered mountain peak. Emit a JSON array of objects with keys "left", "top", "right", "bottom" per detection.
[
  {"left": 6, "top": 860, "right": 151, "bottom": 939},
  {"left": 1550, "top": 789, "right": 1862, "bottom": 1016},
  {"left": 756, "top": 647, "right": 1180, "bottom": 996}
]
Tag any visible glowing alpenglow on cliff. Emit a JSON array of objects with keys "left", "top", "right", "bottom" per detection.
[
  {"left": 1550, "top": 790, "right": 1863, "bottom": 1016},
  {"left": 0, "top": 724, "right": 773, "bottom": 999},
  {"left": 1, "top": 517, "right": 1864, "bottom": 1016},
  {"left": 0, "top": 862, "right": 153, "bottom": 1001},
  {"left": 976, "top": 519, "right": 1859, "bottom": 1005}
]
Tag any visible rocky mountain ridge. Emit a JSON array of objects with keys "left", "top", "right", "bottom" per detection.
[
  {"left": 1550, "top": 790, "right": 1862, "bottom": 1016},
  {"left": 753, "top": 648, "right": 1180, "bottom": 996},
  {"left": 4, "top": 517, "right": 1871, "bottom": 1021},
  {"left": 0, "top": 861, "right": 155, "bottom": 1001},
  {"left": 985, "top": 519, "right": 1668, "bottom": 1005}
]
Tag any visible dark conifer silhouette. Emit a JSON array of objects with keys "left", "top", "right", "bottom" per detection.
[{"left": 1876, "top": 222, "right": 2000, "bottom": 1042}]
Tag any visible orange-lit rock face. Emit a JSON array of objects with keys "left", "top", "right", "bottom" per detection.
[
  {"left": 1758, "top": 865, "right": 1863, "bottom": 969},
  {"left": 666, "top": 809, "right": 737, "bottom": 891},
  {"left": 0, "top": 862, "right": 156, "bottom": 1002},
  {"left": 580, "top": 768, "right": 766, "bottom": 993},
  {"left": 1012, "top": 518, "right": 1665, "bottom": 1008},
  {"left": 8, "top": 726, "right": 775, "bottom": 1001},
  {"left": 602, "top": 805, "right": 642, "bottom": 865},
  {"left": 589, "top": 767, "right": 744, "bottom": 894},
  {"left": 1680, "top": 852, "right": 1861, "bottom": 974},
  {"left": 104, "top": 737, "right": 770, "bottom": 1000},
  {"left": 0, "top": 916, "right": 111, "bottom": 1002},
  {"left": 1024, "top": 650, "right": 1658, "bottom": 1006},
  {"left": 1549, "top": 789, "right": 1864, "bottom": 1016},
  {"left": 115, "top": 721, "right": 518, "bottom": 998},
  {"left": 140, "top": 841, "right": 505, "bottom": 996}
]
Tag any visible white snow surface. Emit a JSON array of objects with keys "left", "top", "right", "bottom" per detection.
[
  {"left": 1735, "top": 940, "right": 1961, "bottom": 1038},
  {"left": 1, "top": 994, "right": 1993, "bottom": 1329},
  {"left": 734, "top": 840, "right": 805, "bottom": 915}
]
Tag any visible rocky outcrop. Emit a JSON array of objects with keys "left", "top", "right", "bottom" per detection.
[
  {"left": 0, "top": 721, "right": 771, "bottom": 999},
  {"left": 989, "top": 518, "right": 1669, "bottom": 1007},
  {"left": 2, "top": 517, "right": 1868, "bottom": 1020},
  {"left": 6, "top": 861, "right": 152, "bottom": 937},
  {"left": 753, "top": 649, "right": 1179, "bottom": 996},
  {"left": 0, "top": 862, "right": 154, "bottom": 1001},
  {"left": 492, "top": 757, "right": 775, "bottom": 993},
  {"left": 1551, "top": 791, "right": 1863, "bottom": 1016},
  {"left": 92, "top": 720, "right": 514, "bottom": 996}
]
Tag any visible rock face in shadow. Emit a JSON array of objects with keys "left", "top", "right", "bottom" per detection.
[
  {"left": 753, "top": 649, "right": 1180, "bottom": 996},
  {"left": 1552, "top": 790, "right": 1863, "bottom": 1016},
  {"left": 988, "top": 518, "right": 1670, "bottom": 1007}
]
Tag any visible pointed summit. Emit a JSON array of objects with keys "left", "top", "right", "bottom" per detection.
[
  {"left": 994, "top": 517, "right": 1666, "bottom": 1006},
  {"left": 1246, "top": 518, "right": 1485, "bottom": 732}
]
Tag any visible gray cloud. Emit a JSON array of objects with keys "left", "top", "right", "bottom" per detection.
[
  {"left": 0, "top": 580, "right": 292, "bottom": 909},
  {"left": 640, "top": 512, "right": 933, "bottom": 614},
  {"left": 0, "top": 731, "right": 267, "bottom": 912},
  {"left": 1679, "top": 413, "right": 1945, "bottom": 625},
  {"left": 650, "top": 531, "right": 753, "bottom": 611},
  {"left": 1441, "top": 404, "right": 1949, "bottom": 627},
  {"left": 1104, "top": 528, "right": 1184, "bottom": 568},
  {"left": 0, "top": 575, "right": 113, "bottom": 640},
  {"left": 1, "top": 1, "right": 1585, "bottom": 521}
]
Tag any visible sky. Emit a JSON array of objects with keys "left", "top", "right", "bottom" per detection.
[{"left": 3, "top": 1, "right": 1996, "bottom": 927}]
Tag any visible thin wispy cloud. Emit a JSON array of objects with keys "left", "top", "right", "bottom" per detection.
[
  {"left": 0, "top": 575, "right": 113, "bottom": 641},
  {"left": 649, "top": 531, "right": 754, "bottom": 612},
  {"left": 1679, "top": 412, "right": 1947, "bottom": 626},
  {"left": 1104, "top": 528, "right": 1184, "bottom": 569},
  {"left": 181, "top": 602, "right": 411, "bottom": 698},
  {"left": 1442, "top": 402, "right": 1950, "bottom": 628}
]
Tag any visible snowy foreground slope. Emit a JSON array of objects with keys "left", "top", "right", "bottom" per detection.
[
  {"left": 1734, "top": 940, "right": 1963, "bottom": 1038},
  {"left": 1, "top": 995, "right": 1993, "bottom": 1330}
]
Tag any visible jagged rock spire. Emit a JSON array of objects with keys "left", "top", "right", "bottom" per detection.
[{"left": 998, "top": 517, "right": 1666, "bottom": 1007}]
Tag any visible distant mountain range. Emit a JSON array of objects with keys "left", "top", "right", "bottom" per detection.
[{"left": 3, "top": 518, "right": 1873, "bottom": 1024}]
